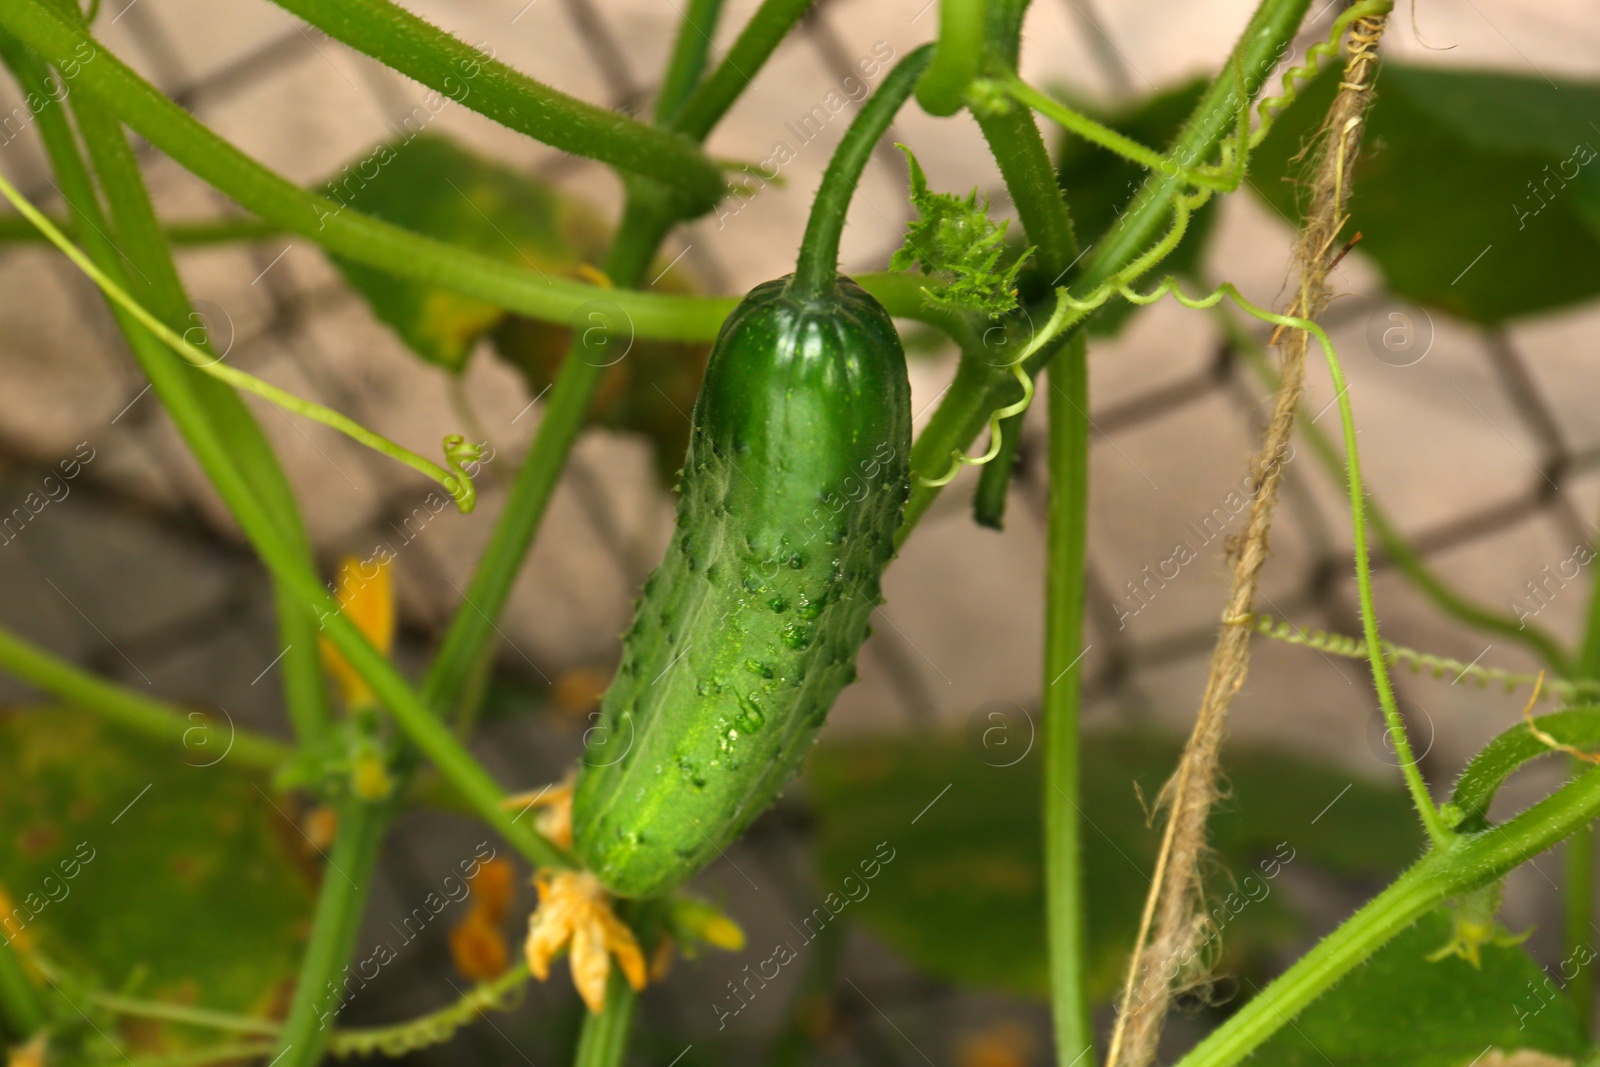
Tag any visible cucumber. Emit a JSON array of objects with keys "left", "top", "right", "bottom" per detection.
[{"left": 571, "top": 274, "right": 911, "bottom": 898}]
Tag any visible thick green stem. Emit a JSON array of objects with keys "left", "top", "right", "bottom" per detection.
[
  {"left": 1179, "top": 765, "right": 1600, "bottom": 1067},
  {"left": 669, "top": 0, "right": 812, "bottom": 141},
  {"left": 1044, "top": 340, "right": 1093, "bottom": 1067},
  {"left": 916, "top": 0, "right": 986, "bottom": 116},
  {"left": 654, "top": 0, "right": 725, "bottom": 124},
  {"left": 0, "top": 0, "right": 959, "bottom": 343},
  {"left": 64, "top": 85, "right": 333, "bottom": 748},
  {"left": 269, "top": 0, "right": 723, "bottom": 213},
  {"left": 270, "top": 795, "right": 390, "bottom": 1067},
  {"left": 1567, "top": 543, "right": 1600, "bottom": 1032},
  {"left": 900, "top": 0, "right": 1313, "bottom": 531},
  {"left": 791, "top": 46, "right": 932, "bottom": 300},
  {"left": 0, "top": 628, "right": 292, "bottom": 771},
  {"left": 573, "top": 973, "right": 637, "bottom": 1067},
  {"left": 0, "top": 32, "right": 316, "bottom": 766},
  {"left": 420, "top": 191, "right": 670, "bottom": 718},
  {"left": 974, "top": 99, "right": 1078, "bottom": 279}
]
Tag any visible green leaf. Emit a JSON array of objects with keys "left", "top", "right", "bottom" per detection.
[
  {"left": 0, "top": 706, "right": 313, "bottom": 1045},
  {"left": 319, "top": 134, "right": 709, "bottom": 482},
  {"left": 891, "top": 145, "right": 1033, "bottom": 317},
  {"left": 1448, "top": 708, "right": 1600, "bottom": 831},
  {"left": 1051, "top": 79, "right": 1221, "bottom": 336},
  {"left": 321, "top": 134, "right": 610, "bottom": 372},
  {"left": 806, "top": 727, "right": 1419, "bottom": 999},
  {"left": 1250, "top": 910, "right": 1586, "bottom": 1067},
  {"left": 1250, "top": 65, "right": 1600, "bottom": 323}
]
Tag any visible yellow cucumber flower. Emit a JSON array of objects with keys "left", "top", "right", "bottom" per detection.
[{"left": 320, "top": 554, "right": 395, "bottom": 709}]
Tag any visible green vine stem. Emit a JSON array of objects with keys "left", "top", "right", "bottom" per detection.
[
  {"left": 653, "top": 0, "right": 726, "bottom": 124},
  {"left": 0, "top": 128, "right": 567, "bottom": 871},
  {"left": 1177, "top": 763, "right": 1600, "bottom": 1067},
  {"left": 916, "top": 0, "right": 986, "bottom": 117},
  {"left": 1005, "top": 77, "right": 1235, "bottom": 190},
  {"left": 0, "top": 634, "right": 292, "bottom": 771},
  {"left": 1114, "top": 276, "right": 1449, "bottom": 843},
  {"left": 791, "top": 46, "right": 934, "bottom": 300},
  {"left": 0, "top": 174, "right": 485, "bottom": 514},
  {"left": 64, "top": 79, "right": 335, "bottom": 750},
  {"left": 272, "top": 795, "right": 391, "bottom": 1067},
  {"left": 58, "top": 963, "right": 529, "bottom": 1061},
  {"left": 668, "top": 0, "right": 812, "bottom": 141},
  {"left": 1218, "top": 302, "right": 1574, "bottom": 674},
  {"left": 0, "top": 24, "right": 335, "bottom": 750},
  {"left": 1570, "top": 535, "right": 1600, "bottom": 1029},
  {"left": 0, "top": 0, "right": 955, "bottom": 345},
  {"left": 1044, "top": 337, "right": 1095, "bottom": 1067},
  {"left": 417, "top": 189, "right": 671, "bottom": 720},
  {"left": 899, "top": 0, "right": 1315, "bottom": 532},
  {"left": 269, "top": 0, "right": 724, "bottom": 213},
  {"left": 972, "top": 96, "right": 1079, "bottom": 282},
  {"left": 573, "top": 972, "right": 637, "bottom": 1067}
]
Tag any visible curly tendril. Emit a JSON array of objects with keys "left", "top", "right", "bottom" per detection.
[{"left": 0, "top": 170, "right": 485, "bottom": 514}]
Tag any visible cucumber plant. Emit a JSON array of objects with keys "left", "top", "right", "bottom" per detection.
[{"left": 0, "top": 1, "right": 1598, "bottom": 1067}]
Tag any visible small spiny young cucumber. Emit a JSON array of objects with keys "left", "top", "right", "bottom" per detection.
[{"left": 570, "top": 274, "right": 911, "bottom": 898}]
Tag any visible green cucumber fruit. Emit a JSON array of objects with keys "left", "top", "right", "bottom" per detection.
[{"left": 571, "top": 275, "right": 911, "bottom": 898}]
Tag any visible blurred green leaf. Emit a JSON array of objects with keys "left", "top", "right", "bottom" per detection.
[
  {"left": 1250, "top": 65, "right": 1600, "bottom": 323},
  {"left": 319, "top": 134, "right": 708, "bottom": 482},
  {"left": 1052, "top": 79, "right": 1222, "bottom": 337},
  {"left": 321, "top": 135, "right": 604, "bottom": 372},
  {"left": 807, "top": 726, "right": 1418, "bottom": 999},
  {"left": 0, "top": 707, "right": 312, "bottom": 1045},
  {"left": 1251, "top": 910, "right": 1586, "bottom": 1066}
]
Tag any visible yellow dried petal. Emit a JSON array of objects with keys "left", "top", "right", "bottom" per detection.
[{"left": 570, "top": 914, "right": 612, "bottom": 1014}]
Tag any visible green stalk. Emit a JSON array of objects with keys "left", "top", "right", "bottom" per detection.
[
  {"left": 0, "top": 937, "right": 45, "bottom": 1041},
  {"left": 0, "top": 35, "right": 314, "bottom": 765},
  {"left": 1044, "top": 340, "right": 1093, "bottom": 1067},
  {"left": 791, "top": 46, "right": 933, "bottom": 300},
  {"left": 0, "top": 215, "right": 280, "bottom": 244},
  {"left": 1178, "top": 765, "right": 1600, "bottom": 1067},
  {"left": 0, "top": 0, "right": 959, "bottom": 343},
  {"left": 64, "top": 88, "right": 333, "bottom": 748},
  {"left": 916, "top": 0, "right": 986, "bottom": 117},
  {"left": 899, "top": 0, "right": 1313, "bottom": 533},
  {"left": 0, "top": 629, "right": 292, "bottom": 771},
  {"left": 268, "top": 0, "right": 723, "bottom": 213},
  {"left": 2, "top": 138, "right": 564, "bottom": 869},
  {"left": 653, "top": 0, "right": 725, "bottom": 124},
  {"left": 1221, "top": 304, "right": 1573, "bottom": 673},
  {"left": 419, "top": 190, "right": 670, "bottom": 717},
  {"left": 669, "top": 0, "right": 812, "bottom": 141},
  {"left": 973, "top": 97, "right": 1077, "bottom": 279},
  {"left": 572, "top": 973, "right": 637, "bottom": 1067},
  {"left": 271, "top": 795, "right": 390, "bottom": 1067},
  {"left": 1567, "top": 541, "right": 1600, "bottom": 1032}
]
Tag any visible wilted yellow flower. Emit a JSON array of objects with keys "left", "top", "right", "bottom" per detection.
[
  {"left": 503, "top": 775, "right": 575, "bottom": 851},
  {"left": 320, "top": 554, "right": 394, "bottom": 709},
  {"left": 449, "top": 858, "right": 519, "bottom": 982},
  {"left": 524, "top": 871, "right": 645, "bottom": 1013},
  {"left": 957, "top": 1022, "right": 1031, "bottom": 1067}
]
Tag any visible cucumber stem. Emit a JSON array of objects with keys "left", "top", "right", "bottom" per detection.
[{"left": 791, "top": 45, "right": 933, "bottom": 301}]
